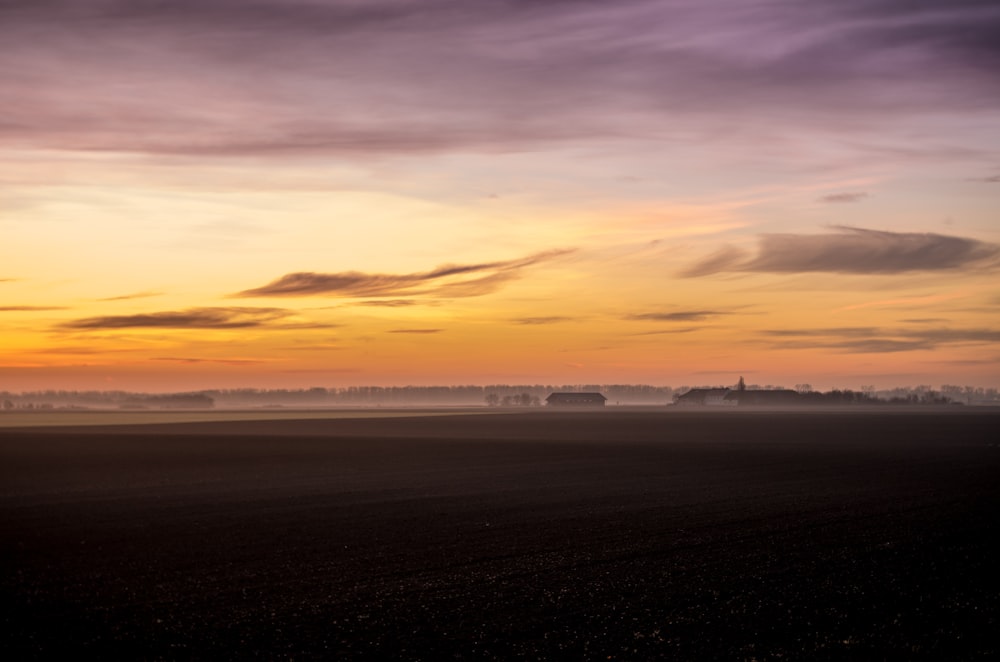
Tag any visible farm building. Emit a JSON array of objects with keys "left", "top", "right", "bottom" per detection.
[
  {"left": 674, "top": 388, "right": 736, "bottom": 407},
  {"left": 674, "top": 377, "right": 801, "bottom": 407},
  {"left": 545, "top": 392, "right": 608, "bottom": 407},
  {"left": 725, "top": 389, "right": 800, "bottom": 406}
]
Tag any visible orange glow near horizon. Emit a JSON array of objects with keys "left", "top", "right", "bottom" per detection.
[{"left": 2, "top": 3, "right": 999, "bottom": 393}]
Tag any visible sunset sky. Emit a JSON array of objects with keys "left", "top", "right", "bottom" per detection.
[{"left": 2, "top": 0, "right": 999, "bottom": 392}]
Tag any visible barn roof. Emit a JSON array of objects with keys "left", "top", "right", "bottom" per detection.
[
  {"left": 676, "top": 388, "right": 729, "bottom": 400},
  {"left": 546, "top": 392, "right": 607, "bottom": 401}
]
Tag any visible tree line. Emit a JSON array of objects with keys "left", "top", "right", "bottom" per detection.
[{"left": 2, "top": 383, "right": 999, "bottom": 411}]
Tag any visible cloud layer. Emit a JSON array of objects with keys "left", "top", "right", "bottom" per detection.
[
  {"left": 235, "top": 250, "right": 573, "bottom": 298},
  {"left": 819, "top": 192, "right": 868, "bottom": 204},
  {"left": 61, "top": 307, "right": 291, "bottom": 330},
  {"left": 682, "top": 227, "right": 1000, "bottom": 276},
  {"left": 152, "top": 357, "right": 265, "bottom": 365},
  {"left": 511, "top": 316, "right": 573, "bottom": 325},
  {"left": 97, "top": 291, "right": 164, "bottom": 302},
  {"left": 762, "top": 326, "right": 1000, "bottom": 353},
  {"left": 1, "top": 306, "right": 68, "bottom": 312},
  {"left": 627, "top": 310, "right": 730, "bottom": 322},
  {"left": 3, "top": 0, "right": 998, "bottom": 156}
]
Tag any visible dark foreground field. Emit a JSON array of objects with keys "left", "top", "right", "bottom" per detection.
[{"left": 2, "top": 410, "right": 998, "bottom": 660}]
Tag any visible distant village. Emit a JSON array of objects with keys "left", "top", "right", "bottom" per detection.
[{"left": 2, "top": 379, "right": 998, "bottom": 411}]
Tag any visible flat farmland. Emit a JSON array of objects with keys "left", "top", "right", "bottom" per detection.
[{"left": 1, "top": 410, "right": 998, "bottom": 659}]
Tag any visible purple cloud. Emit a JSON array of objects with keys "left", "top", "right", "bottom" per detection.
[
  {"left": 355, "top": 299, "right": 422, "bottom": 307},
  {"left": 1, "top": 305, "right": 68, "bottom": 311},
  {"left": 97, "top": 291, "right": 164, "bottom": 302},
  {"left": 235, "top": 249, "right": 573, "bottom": 298},
  {"left": 627, "top": 310, "right": 730, "bottom": 322},
  {"left": 2, "top": 1, "right": 997, "bottom": 156},
  {"left": 819, "top": 192, "right": 868, "bottom": 204},
  {"left": 61, "top": 307, "right": 292, "bottom": 330},
  {"left": 761, "top": 325, "right": 1000, "bottom": 353},
  {"left": 682, "top": 227, "right": 1000, "bottom": 276},
  {"left": 511, "top": 316, "right": 574, "bottom": 325},
  {"left": 152, "top": 357, "right": 265, "bottom": 365}
]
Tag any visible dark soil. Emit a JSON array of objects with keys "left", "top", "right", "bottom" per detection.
[{"left": 2, "top": 410, "right": 998, "bottom": 660}]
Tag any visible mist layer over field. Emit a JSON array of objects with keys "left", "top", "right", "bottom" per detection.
[{"left": 2, "top": 410, "right": 998, "bottom": 659}]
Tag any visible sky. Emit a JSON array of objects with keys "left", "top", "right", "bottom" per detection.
[{"left": 2, "top": 0, "right": 999, "bottom": 392}]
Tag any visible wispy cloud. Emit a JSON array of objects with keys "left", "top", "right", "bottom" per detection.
[
  {"left": 836, "top": 291, "right": 969, "bottom": 312},
  {"left": 761, "top": 325, "right": 1000, "bottom": 353},
  {"left": 355, "top": 299, "right": 422, "bottom": 307},
  {"left": 511, "top": 316, "right": 573, "bottom": 325},
  {"left": 97, "top": 290, "right": 163, "bottom": 302},
  {"left": 681, "top": 227, "right": 1000, "bottom": 276},
  {"left": 766, "top": 327, "right": 882, "bottom": 339},
  {"left": 629, "top": 327, "right": 704, "bottom": 336},
  {"left": 0, "top": 305, "right": 68, "bottom": 311},
  {"left": 819, "top": 192, "right": 868, "bottom": 203},
  {"left": 3, "top": 1, "right": 998, "bottom": 157},
  {"left": 234, "top": 249, "right": 574, "bottom": 299},
  {"left": 60, "top": 307, "right": 292, "bottom": 330},
  {"left": 152, "top": 357, "right": 265, "bottom": 365},
  {"left": 28, "top": 346, "right": 130, "bottom": 356},
  {"left": 678, "top": 246, "right": 750, "bottom": 278},
  {"left": 388, "top": 329, "right": 443, "bottom": 334},
  {"left": 627, "top": 310, "right": 730, "bottom": 322}
]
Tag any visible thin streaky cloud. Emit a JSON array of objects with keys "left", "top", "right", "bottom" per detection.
[
  {"left": 826, "top": 339, "right": 933, "bottom": 354},
  {"left": 629, "top": 327, "right": 704, "bottom": 336},
  {"left": 511, "top": 316, "right": 574, "bottom": 325},
  {"left": 1, "top": 305, "right": 69, "bottom": 311},
  {"left": 627, "top": 310, "right": 730, "bottom": 322},
  {"left": 924, "top": 358, "right": 1000, "bottom": 366},
  {"left": 682, "top": 227, "right": 1000, "bottom": 277},
  {"left": 3, "top": 1, "right": 998, "bottom": 157},
  {"left": 918, "top": 328, "right": 1000, "bottom": 343},
  {"left": 97, "top": 290, "right": 164, "bottom": 302},
  {"left": 764, "top": 327, "right": 883, "bottom": 338},
  {"left": 355, "top": 299, "right": 421, "bottom": 307},
  {"left": 694, "top": 370, "right": 757, "bottom": 375},
  {"left": 60, "top": 307, "right": 291, "bottom": 330},
  {"left": 430, "top": 271, "right": 522, "bottom": 299},
  {"left": 678, "top": 246, "right": 749, "bottom": 278},
  {"left": 280, "top": 368, "right": 362, "bottom": 374},
  {"left": 760, "top": 325, "right": 1000, "bottom": 353},
  {"left": 28, "top": 346, "right": 131, "bottom": 356},
  {"left": 388, "top": 329, "right": 443, "bottom": 334},
  {"left": 234, "top": 249, "right": 574, "bottom": 298},
  {"left": 836, "top": 291, "right": 968, "bottom": 312},
  {"left": 818, "top": 192, "right": 868, "bottom": 203},
  {"left": 152, "top": 357, "right": 266, "bottom": 365}
]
